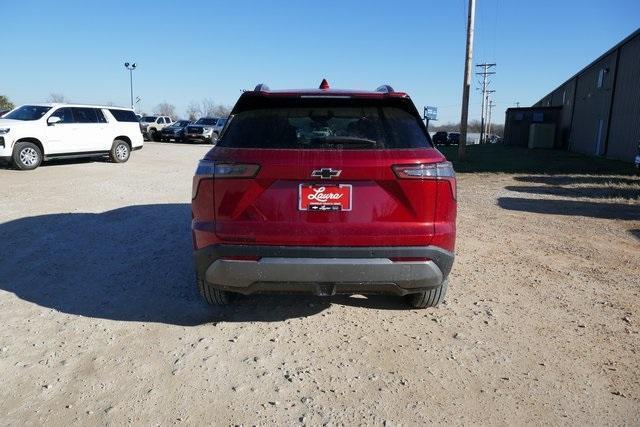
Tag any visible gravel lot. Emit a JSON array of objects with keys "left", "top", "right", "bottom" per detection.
[{"left": 0, "top": 142, "right": 638, "bottom": 425}]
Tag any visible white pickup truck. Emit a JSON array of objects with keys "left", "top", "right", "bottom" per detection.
[{"left": 139, "top": 115, "right": 174, "bottom": 141}]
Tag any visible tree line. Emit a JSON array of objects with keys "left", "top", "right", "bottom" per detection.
[{"left": 0, "top": 94, "right": 231, "bottom": 120}]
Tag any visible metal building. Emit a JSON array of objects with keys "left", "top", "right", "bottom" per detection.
[{"left": 532, "top": 28, "right": 640, "bottom": 162}]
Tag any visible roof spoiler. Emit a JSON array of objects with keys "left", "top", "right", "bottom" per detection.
[
  {"left": 254, "top": 83, "right": 270, "bottom": 91},
  {"left": 376, "top": 85, "right": 395, "bottom": 93}
]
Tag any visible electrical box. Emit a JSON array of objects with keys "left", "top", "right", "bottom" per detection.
[{"left": 528, "top": 124, "right": 555, "bottom": 148}]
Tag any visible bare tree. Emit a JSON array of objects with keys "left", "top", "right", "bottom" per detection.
[
  {"left": 154, "top": 102, "right": 176, "bottom": 118},
  {"left": 213, "top": 104, "right": 231, "bottom": 118},
  {"left": 48, "top": 93, "right": 67, "bottom": 103},
  {"left": 200, "top": 98, "right": 216, "bottom": 117},
  {"left": 0, "top": 95, "right": 14, "bottom": 111},
  {"left": 186, "top": 101, "right": 202, "bottom": 121},
  {"left": 185, "top": 99, "right": 232, "bottom": 120}
]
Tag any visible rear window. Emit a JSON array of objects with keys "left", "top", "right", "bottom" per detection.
[
  {"left": 109, "top": 109, "right": 139, "bottom": 122},
  {"left": 219, "top": 101, "right": 430, "bottom": 150}
]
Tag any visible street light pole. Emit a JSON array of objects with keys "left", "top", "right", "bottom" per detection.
[{"left": 124, "top": 62, "right": 137, "bottom": 110}]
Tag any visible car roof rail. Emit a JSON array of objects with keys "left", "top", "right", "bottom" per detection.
[
  {"left": 376, "top": 85, "right": 395, "bottom": 93},
  {"left": 254, "top": 83, "right": 270, "bottom": 91}
]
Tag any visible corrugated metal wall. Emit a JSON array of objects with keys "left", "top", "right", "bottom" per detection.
[
  {"left": 606, "top": 33, "right": 640, "bottom": 162},
  {"left": 569, "top": 51, "right": 617, "bottom": 156},
  {"left": 532, "top": 29, "right": 639, "bottom": 162}
]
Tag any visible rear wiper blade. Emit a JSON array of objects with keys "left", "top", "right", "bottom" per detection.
[{"left": 310, "top": 136, "right": 377, "bottom": 145}]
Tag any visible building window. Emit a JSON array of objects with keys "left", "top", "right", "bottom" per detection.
[
  {"left": 532, "top": 112, "right": 544, "bottom": 122},
  {"left": 597, "top": 69, "right": 605, "bottom": 88},
  {"left": 515, "top": 112, "right": 524, "bottom": 121}
]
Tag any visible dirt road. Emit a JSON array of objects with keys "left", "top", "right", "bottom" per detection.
[{"left": 0, "top": 143, "right": 638, "bottom": 424}]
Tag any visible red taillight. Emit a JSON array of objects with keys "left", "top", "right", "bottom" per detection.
[
  {"left": 392, "top": 161, "right": 456, "bottom": 200},
  {"left": 192, "top": 160, "right": 260, "bottom": 199},
  {"left": 214, "top": 163, "right": 260, "bottom": 178}
]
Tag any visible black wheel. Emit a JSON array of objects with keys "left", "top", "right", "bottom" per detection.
[
  {"left": 109, "top": 139, "right": 130, "bottom": 163},
  {"left": 406, "top": 280, "right": 448, "bottom": 309},
  {"left": 197, "top": 272, "right": 232, "bottom": 306},
  {"left": 13, "top": 141, "right": 42, "bottom": 170},
  {"left": 149, "top": 129, "right": 158, "bottom": 142}
]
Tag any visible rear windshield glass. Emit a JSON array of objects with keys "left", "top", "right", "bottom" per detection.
[
  {"left": 109, "top": 109, "right": 139, "bottom": 122},
  {"left": 219, "top": 103, "right": 430, "bottom": 149},
  {"left": 141, "top": 116, "right": 157, "bottom": 122}
]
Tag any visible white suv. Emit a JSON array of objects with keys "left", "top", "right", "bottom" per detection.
[{"left": 0, "top": 104, "right": 144, "bottom": 170}]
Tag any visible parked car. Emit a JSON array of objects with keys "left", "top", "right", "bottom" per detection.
[
  {"left": 0, "top": 110, "right": 10, "bottom": 118},
  {"left": 448, "top": 132, "right": 460, "bottom": 145},
  {"left": 0, "top": 104, "right": 143, "bottom": 170},
  {"left": 139, "top": 115, "right": 173, "bottom": 141},
  {"left": 184, "top": 117, "right": 220, "bottom": 143},
  {"left": 160, "top": 120, "right": 191, "bottom": 142},
  {"left": 487, "top": 134, "right": 502, "bottom": 144},
  {"left": 191, "top": 81, "right": 457, "bottom": 308},
  {"left": 432, "top": 131, "right": 448, "bottom": 145}
]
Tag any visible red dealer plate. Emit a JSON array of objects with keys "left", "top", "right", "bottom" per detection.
[{"left": 299, "top": 184, "right": 352, "bottom": 211}]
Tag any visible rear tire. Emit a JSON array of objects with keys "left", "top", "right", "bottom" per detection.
[
  {"left": 197, "top": 272, "right": 232, "bottom": 306},
  {"left": 13, "top": 141, "right": 42, "bottom": 170},
  {"left": 149, "top": 129, "right": 158, "bottom": 142},
  {"left": 109, "top": 139, "right": 130, "bottom": 163},
  {"left": 406, "top": 280, "right": 448, "bottom": 308}
]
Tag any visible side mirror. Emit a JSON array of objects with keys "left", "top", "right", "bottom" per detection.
[{"left": 47, "top": 116, "right": 62, "bottom": 125}]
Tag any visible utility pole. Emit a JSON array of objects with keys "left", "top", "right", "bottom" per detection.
[
  {"left": 476, "top": 63, "right": 496, "bottom": 144},
  {"left": 515, "top": 101, "right": 520, "bottom": 108},
  {"left": 487, "top": 99, "right": 496, "bottom": 140},
  {"left": 484, "top": 89, "right": 495, "bottom": 139},
  {"left": 458, "top": 0, "right": 476, "bottom": 161}
]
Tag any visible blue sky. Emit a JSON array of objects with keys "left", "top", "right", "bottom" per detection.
[{"left": 2, "top": 0, "right": 638, "bottom": 123}]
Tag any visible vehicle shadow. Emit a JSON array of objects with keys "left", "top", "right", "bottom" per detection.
[
  {"left": 513, "top": 175, "right": 640, "bottom": 186},
  {"left": 0, "top": 157, "right": 102, "bottom": 170},
  {"left": 0, "top": 203, "right": 328, "bottom": 326},
  {"left": 497, "top": 197, "right": 640, "bottom": 220},
  {"left": 504, "top": 185, "right": 640, "bottom": 201}
]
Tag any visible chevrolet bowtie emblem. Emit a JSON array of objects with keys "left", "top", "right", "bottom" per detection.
[{"left": 311, "top": 168, "right": 342, "bottom": 179}]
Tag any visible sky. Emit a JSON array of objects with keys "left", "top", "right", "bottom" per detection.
[{"left": 2, "top": 0, "right": 639, "bottom": 124}]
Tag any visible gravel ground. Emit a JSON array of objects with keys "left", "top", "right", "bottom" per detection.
[{"left": 0, "top": 142, "right": 638, "bottom": 425}]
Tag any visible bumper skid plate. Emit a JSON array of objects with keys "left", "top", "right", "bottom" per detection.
[{"left": 195, "top": 245, "right": 454, "bottom": 296}]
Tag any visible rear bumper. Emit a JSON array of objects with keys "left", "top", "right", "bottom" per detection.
[{"left": 194, "top": 244, "right": 454, "bottom": 296}]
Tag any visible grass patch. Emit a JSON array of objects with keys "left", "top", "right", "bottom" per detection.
[{"left": 438, "top": 144, "right": 636, "bottom": 175}]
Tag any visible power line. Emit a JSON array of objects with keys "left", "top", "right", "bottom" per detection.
[{"left": 476, "top": 63, "right": 496, "bottom": 144}]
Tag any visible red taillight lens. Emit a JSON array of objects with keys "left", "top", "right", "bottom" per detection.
[
  {"left": 392, "top": 161, "right": 456, "bottom": 200},
  {"left": 192, "top": 160, "right": 260, "bottom": 199}
]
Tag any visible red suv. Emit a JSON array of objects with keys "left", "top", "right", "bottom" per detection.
[{"left": 191, "top": 81, "right": 456, "bottom": 308}]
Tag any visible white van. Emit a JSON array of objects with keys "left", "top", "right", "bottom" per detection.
[{"left": 0, "top": 104, "right": 144, "bottom": 170}]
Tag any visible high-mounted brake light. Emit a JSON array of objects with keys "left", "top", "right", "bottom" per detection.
[
  {"left": 192, "top": 160, "right": 260, "bottom": 199},
  {"left": 392, "top": 161, "right": 457, "bottom": 200},
  {"left": 319, "top": 79, "right": 330, "bottom": 90}
]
